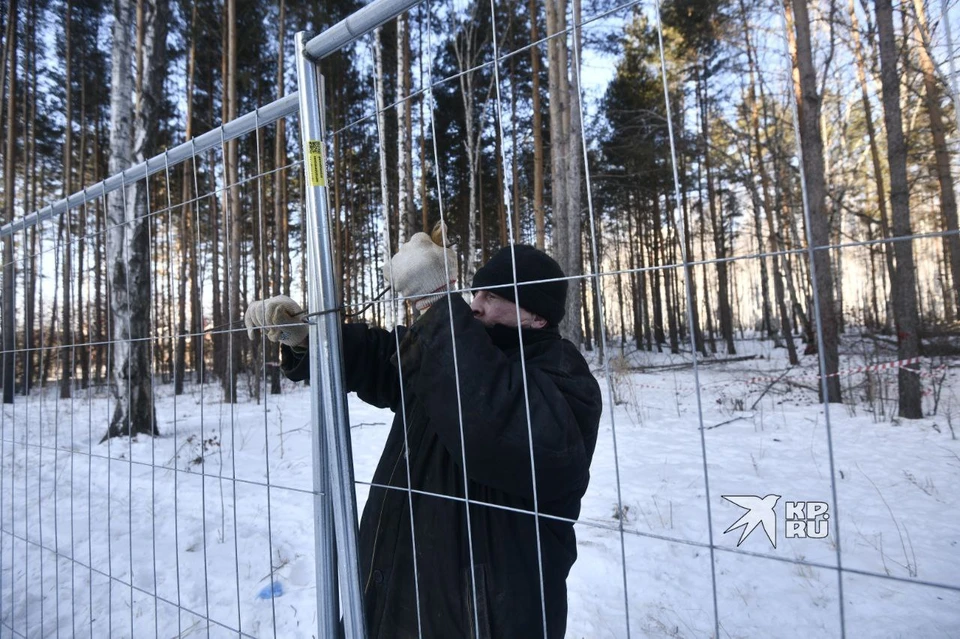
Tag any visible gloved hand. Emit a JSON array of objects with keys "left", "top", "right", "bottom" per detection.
[
  {"left": 244, "top": 295, "right": 309, "bottom": 347},
  {"left": 382, "top": 232, "right": 458, "bottom": 311}
]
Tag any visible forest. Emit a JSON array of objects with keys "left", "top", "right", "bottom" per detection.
[{"left": 0, "top": 0, "right": 957, "bottom": 436}]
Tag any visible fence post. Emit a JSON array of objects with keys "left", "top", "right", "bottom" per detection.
[{"left": 295, "top": 30, "right": 368, "bottom": 639}]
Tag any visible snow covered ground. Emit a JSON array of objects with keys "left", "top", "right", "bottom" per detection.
[{"left": 1, "top": 335, "right": 958, "bottom": 638}]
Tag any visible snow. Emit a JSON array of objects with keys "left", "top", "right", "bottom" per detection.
[{"left": 1, "top": 337, "right": 958, "bottom": 638}]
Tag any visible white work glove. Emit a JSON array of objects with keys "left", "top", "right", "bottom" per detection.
[
  {"left": 382, "top": 232, "right": 458, "bottom": 311},
  {"left": 244, "top": 295, "right": 309, "bottom": 347}
]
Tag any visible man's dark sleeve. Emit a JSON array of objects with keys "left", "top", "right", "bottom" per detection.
[
  {"left": 405, "top": 296, "right": 602, "bottom": 502},
  {"left": 280, "top": 323, "right": 407, "bottom": 411}
]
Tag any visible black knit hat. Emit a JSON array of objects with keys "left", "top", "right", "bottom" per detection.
[{"left": 472, "top": 245, "right": 568, "bottom": 326}]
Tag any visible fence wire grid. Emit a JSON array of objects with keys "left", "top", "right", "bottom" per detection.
[{"left": 2, "top": 0, "right": 960, "bottom": 637}]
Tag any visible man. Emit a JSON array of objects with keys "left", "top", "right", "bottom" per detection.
[{"left": 245, "top": 236, "right": 602, "bottom": 638}]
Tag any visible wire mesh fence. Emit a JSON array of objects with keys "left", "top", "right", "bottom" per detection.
[
  {"left": 0, "top": 98, "right": 321, "bottom": 637},
  {"left": 2, "top": 0, "right": 960, "bottom": 637}
]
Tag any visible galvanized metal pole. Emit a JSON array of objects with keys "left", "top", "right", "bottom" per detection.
[
  {"left": 302, "top": 0, "right": 421, "bottom": 61},
  {"left": 295, "top": 31, "right": 368, "bottom": 639}
]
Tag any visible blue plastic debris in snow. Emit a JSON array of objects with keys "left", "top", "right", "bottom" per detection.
[{"left": 257, "top": 581, "right": 284, "bottom": 599}]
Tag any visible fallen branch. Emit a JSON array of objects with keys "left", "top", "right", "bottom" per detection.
[
  {"left": 631, "top": 354, "right": 758, "bottom": 373},
  {"left": 749, "top": 369, "right": 792, "bottom": 411},
  {"left": 701, "top": 416, "right": 749, "bottom": 431}
]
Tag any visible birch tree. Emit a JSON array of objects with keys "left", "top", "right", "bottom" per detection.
[
  {"left": 453, "top": 1, "right": 493, "bottom": 282},
  {"left": 397, "top": 12, "right": 415, "bottom": 240},
  {"left": 103, "top": 0, "right": 167, "bottom": 439}
]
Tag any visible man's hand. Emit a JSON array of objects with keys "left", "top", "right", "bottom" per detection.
[
  {"left": 383, "top": 232, "right": 458, "bottom": 311},
  {"left": 244, "top": 295, "right": 309, "bottom": 347}
]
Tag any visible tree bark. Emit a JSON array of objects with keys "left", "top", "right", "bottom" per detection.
[
  {"left": 529, "top": 0, "right": 546, "bottom": 249},
  {"left": 740, "top": 0, "right": 798, "bottom": 363},
  {"left": 787, "top": 0, "right": 841, "bottom": 402},
  {"left": 374, "top": 26, "right": 393, "bottom": 319},
  {"left": 175, "top": 0, "right": 197, "bottom": 396},
  {"left": 223, "top": 0, "right": 240, "bottom": 403},
  {"left": 396, "top": 13, "right": 415, "bottom": 241},
  {"left": 270, "top": 0, "right": 286, "bottom": 394},
  {"left": 698, "top": 66, "right": 735, "bottom": 354},
  {"left": 23, "top": 0, "right": 37, "bottom": 390},
  {"left": 59, "top": 0, "right": 74, "bottom": 399},
  {"left": 1, "top": 0, "right": 17, "bottom": 403},
  {"left": 562, "top": 0, "right": 584, "bottom": 346},
  {"left": 77, "top": 74, "right": 89, "bottom": 389},
  {"left": 876, "top": 0, "right": 922, "bottom": 418},
  {"left": 911, "top": 0, "right": 960, "bottom": 321},
  {"left": 849, "top": 0, "right": 896, "bottom": 327},
  {"left": 453, "top": 4, "right": 491, "bottom": 282},
  {"left": 103, "top": 0, "right": 166, "bottom": 439}
]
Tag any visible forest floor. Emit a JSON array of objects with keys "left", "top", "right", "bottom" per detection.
[{"left": 1, "top": 330, "right": 958, "bottom": 638}]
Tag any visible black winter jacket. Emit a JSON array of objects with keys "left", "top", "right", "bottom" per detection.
[{"left": 281, "top": 296, "right": 602, "bottom": 639}]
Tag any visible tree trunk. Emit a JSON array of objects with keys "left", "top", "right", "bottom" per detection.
[
  {"left": 529, "top": 0, "right": 546, "bottom": 249},
  {"left": 59, "top": 0, "right": 74, "bottom": 399},
  {"left": 875, "top": 0, "right": 922, "bottom": 418},
  {"left": 223, "top": 0, "right": 240, "bottom": 403},
  {"left": 698, "top": 210, "right": 716, "bottom": 353},
  {"left": 23, "top": 0, "right": 37, "bottom": 390},
  {"left": 614, "top": 226, "right": 626, "bottom": 350},
  {"left": 175, "top": 0, "right": 197, "bottom": 396},
  {"left": 627, "top": 201, "right": 645, "bottom": 350},
  {"left": 911, "top": 0, "right": 960, "bottom": 321},
  {"left": 94, "top": 106, "right": 105, "bottom": 383},
  {"left": 103, "top": 0, "right": 165, "bottom": 439},
  {"left": 1, "top": 0, "right": 17, "bottom": 403},
  {"left": 510, "top": 54, "right": 521, "bottom": 242},
  {"left": 563, "top": 0, "right": 584, "bottom": 346},
  {"left": 396, "top": 13, "right": 415, "bottom": 242},
  {"left": 787, "top": 0, "right": 841, "bottom": 403},
  {"left": 741, "top": 1, "right": 796, "bottom": 361},
  {"left": 77, "top": 79, "right": 89, "bottom": 389},
  {"left": 210, "top": 60, "right": 223, "bottom": 381},
  {"left": 546, "top": 0, "right": 580, "bottom": 343},
  {"left": 651, "top": 199, "right": 665, "bottom": 350},
  {"left": 496, "top": 115, "right": 507, "bottom": 246},
  {"left": 270, "top": 0, "right": 286, "bottom": 394},
  {"left": 699, "top": 67, "right": 735, "bottom": 355},
  {"left": 850, "top": 0, "right": 896, "bottom": 326},
  {"left": 678, "top": 129, "right": 705, "bottom": 356},
  {"left": 453, "top": 7, "right": 487, "bottom": 282},
  {"left": 374, "top": 26, "right": 393, "bottom": 317}
]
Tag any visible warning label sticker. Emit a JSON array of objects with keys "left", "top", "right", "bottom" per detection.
[{"left": 308, "top": 141, "right": 326, "bottom": 187}]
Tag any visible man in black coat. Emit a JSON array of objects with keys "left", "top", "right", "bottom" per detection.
[{"left": 245, "top": 238, "right": 602, "bottom": 639}]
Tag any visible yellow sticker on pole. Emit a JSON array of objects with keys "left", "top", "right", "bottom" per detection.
[{"left": 308, "top": 141, "right": 326, "bottom": 187}]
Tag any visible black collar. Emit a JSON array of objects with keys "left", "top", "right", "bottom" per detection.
[{"left": 484, "top": 323, "right": 561, "bottom": 351}]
